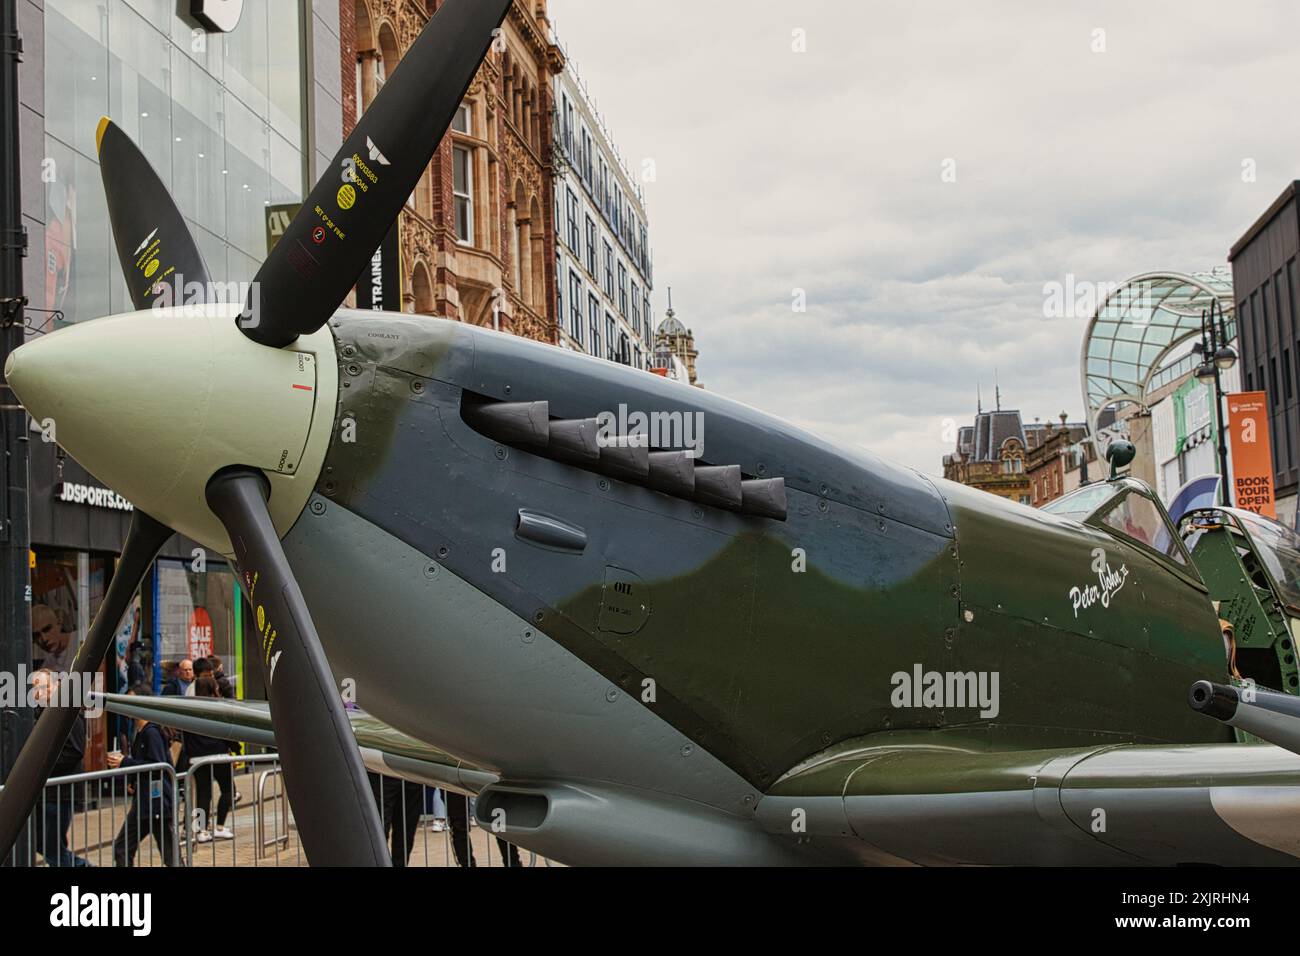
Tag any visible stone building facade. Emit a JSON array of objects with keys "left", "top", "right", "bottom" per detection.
[
  {"left": 342, "top": 0, "right": 563, "bottom": 341},
  {"left": 654, "top": 295, "right": 702, "bottom": 387},
  {"left": 943, "top": 407, "right": 1031, "bottom": 504},
  {"left": 1025, "top": 415, "right": 1092, "bottom": 507}
]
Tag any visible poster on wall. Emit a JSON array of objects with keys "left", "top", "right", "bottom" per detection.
[
  {"left": 189, "top": 607, "right": 214, "bottom": 660},
  {"left": 1226, "top": 391, "right": 1277, "bottom": 518},
  {"left": 156, "top": 560, "right": 236, "bottom": 668},
  {"left": 265, "top": 202, "right": 303, "bottom": 255}
]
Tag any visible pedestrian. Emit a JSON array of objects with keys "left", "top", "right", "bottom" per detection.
[
  {"left": 109, "top": 683, "right": 178, "bottom": 867},
  {"left": 184, "top": 675, "right": 235, "bottom": 843},
  {"left": 30, "top": 669, "right": 92, "bottom": 867},
  {"left": 427, "top": 787, "right": 448, "bottom": 833},
  {"left": 446, "top": 791, "right": 521, "bottom": 867},
  {"left": 209, "top": 654, "right": 234, "bottom": 699},
  {"left": 162, "top": 659, "right": 193, "bottom": 696},
  {"left": 367, "top": 772, "right": 425, "bottom": 866}
]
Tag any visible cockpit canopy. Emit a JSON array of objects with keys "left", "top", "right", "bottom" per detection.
[{"left": 1042, "top": 477, "right": 1196, "bottom": 577}]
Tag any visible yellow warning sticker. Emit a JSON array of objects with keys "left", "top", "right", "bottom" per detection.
[{"left": 337, "top": 184, "right": 357, "bottom": 210}]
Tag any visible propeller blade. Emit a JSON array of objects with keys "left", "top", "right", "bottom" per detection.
[
  {"left": 0, "top": 509, "right": 172, "bottom": 859},
  {"left": 205, "top": 469, "right": 389, "bottom": 866},
  {"left": 96, "top": 117, "right": 212, "bottom": 311},
  {"left": 243, "top": 0, "right": 512, "bottom": 347}
]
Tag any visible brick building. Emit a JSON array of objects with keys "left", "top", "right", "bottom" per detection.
[
  {"left": 1025, "top": 414, "right": 1092, "bottom": 507},
  {"left": 343, "top": 0, "right": 563, "bottom": 341}
]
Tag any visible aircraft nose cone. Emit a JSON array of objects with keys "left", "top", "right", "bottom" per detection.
[{"left": 5, "top": 305, "right": 338, "bottom": 552}]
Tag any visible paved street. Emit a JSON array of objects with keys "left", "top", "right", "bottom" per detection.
[{"left": 23, "top": 771, "right": 549, "bottom": 868}]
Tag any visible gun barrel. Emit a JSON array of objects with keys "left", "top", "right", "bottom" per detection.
[{"left": 1189, "top": 680, "right": 1300, "bottom": 757}]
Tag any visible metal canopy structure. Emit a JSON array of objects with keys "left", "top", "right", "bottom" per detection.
[{"left": 1080, "top": 267, "right": 1235, "bottom": 437}]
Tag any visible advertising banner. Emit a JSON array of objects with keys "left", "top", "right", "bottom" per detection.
[
  {"left": 355, "top": 221, "right": 404, "bottom": 312},
  {"left": 1226, "top": 391, "right": 1277, "bottom": 518}
]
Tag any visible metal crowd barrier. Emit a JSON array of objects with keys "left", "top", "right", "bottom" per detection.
[
  {"left": 4, "top": 758, "right": 550, "bottom": 867},
  {"left": 2, "top": 762, "right": 180, "bottom": 868}
]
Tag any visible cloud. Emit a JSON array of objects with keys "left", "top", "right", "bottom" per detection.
[{"left": 550, "top": 0, "right": 1300, "bottom": 472}]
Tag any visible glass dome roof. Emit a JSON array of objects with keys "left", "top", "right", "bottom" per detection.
[{"left": 1079, "top": 267, "right": 1235, "bottom": 435}]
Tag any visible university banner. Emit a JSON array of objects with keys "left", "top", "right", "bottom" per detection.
[{"left": 1225, "top": 391, "right": 1277, "bottom": 518}]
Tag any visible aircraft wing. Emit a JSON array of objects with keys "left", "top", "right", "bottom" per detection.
[
  {"left": 97, "top": 693, "right": 496, "bottom": 797},
  {"left": 755, "top": 738, "right": 1300, "bottom": 865}
]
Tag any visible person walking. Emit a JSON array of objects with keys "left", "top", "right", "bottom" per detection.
[
  {"left": 184, "top": 675, "right": 235, "bottom": 843},
  {"left": 446, "top": 790, "right": 522, "bottom": 867},
  {"left": 109, "top": 684, "right": 178, "bottom": 866},
  {"left": 30, "top": 669, "right": 92, "bottom": 867},
  {"left": 367, "top": 772, "right": 426, "bottom": 866}
]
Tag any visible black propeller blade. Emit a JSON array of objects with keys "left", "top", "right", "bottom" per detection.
[
  {"left": 0, "top": 509, "right": 173, "bottom": 860},
  {"left": 242, "top": 0, "right": 512, "bottom": 347},
  {"left": 96, "top": 117, "right": 212, "bottom": 311},
  {"left": 205, "top": 469, "right": 390, "bottom": 866}
]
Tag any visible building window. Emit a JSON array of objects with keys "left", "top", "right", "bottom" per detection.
[
  {"left": 568, "top": 270, "right": 583, "bottom": 344},
  {"left": 580, "top": 127, "right": 593, "bottom": 184},
  {"left": 452, "top": 146, "right": 473, "bottom": 244},
  {"left": 603, "top": 241, "right": 614, "bottom": 297},
  {"left": 584, "top": 216, "right": 597, "bottom": 275},
  {"left": 562, "top": 95, "right": 574, "bottom": 155},
  {"left": 630, "top": 281, "right": 640, "bottom": 329},
  {"left": 617, "top": 261, "right": 628, "bottom": 316},
  {"left": 556, "top": 254, "right": 564, "bottom": 327},
  {"left": 589, "top": 296, "right": 602, "bottom": 358},
  {"left": 452, "top": 103, "right": 471, "bottom": 135},
  {"left": 606, "top": 313, "right": 618, "bottom": 362},
  {"left": 566, "top": 188, "right": 581, "bottom": 252}
]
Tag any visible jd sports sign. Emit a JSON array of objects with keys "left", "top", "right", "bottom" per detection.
[
  {"left": 191, "top": 0, "right": 244, "bottom": 33},
  {"left": 55, "top": 481, "right": 134, "bottom": 513}
]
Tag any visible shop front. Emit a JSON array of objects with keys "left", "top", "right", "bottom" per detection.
[{"left": 28, "top": 439, "right": 256, "bottom": 770}]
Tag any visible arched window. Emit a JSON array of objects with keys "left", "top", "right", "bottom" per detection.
[
  {"left": 411, "top": 260, "right": 435, "bottom": 315},
  {"left": 354, "top": 0, "right": 378, "bottom": 117},
  {"left": 377, "top": 22, "right": 400, "bottom": 92}
]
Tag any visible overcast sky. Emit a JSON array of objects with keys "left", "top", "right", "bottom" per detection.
[{"left": 547, "top": 0, "right": 1300, "bottom": 474}]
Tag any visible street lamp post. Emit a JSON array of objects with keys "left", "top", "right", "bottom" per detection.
[{"left": 1192, "top": 300, "right": 1237, "bottom": 506}]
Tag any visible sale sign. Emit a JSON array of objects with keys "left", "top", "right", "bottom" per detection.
[
  {"left": 189, "top": 607, "right": 214, "bottom": 660},
  {"left": 1226, "top": 392, "right": 1277, "bottom": 518}
]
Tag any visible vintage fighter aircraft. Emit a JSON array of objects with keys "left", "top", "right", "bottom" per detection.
[{"left": 4, "top": 0, "right": 1300, "bottom": 866}]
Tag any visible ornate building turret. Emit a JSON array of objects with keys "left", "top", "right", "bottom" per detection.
[{"left": 653, "top": 289, "right": 701, "bottom": 387}]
